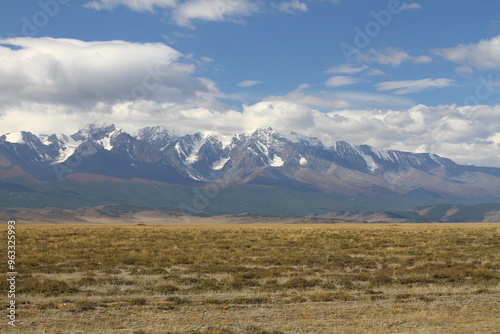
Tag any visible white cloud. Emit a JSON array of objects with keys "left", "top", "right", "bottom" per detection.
[
  {"left": 83, "top": 0, "right": 340, "bottom": 27},
  {"left": 172, "top": 0, "right": 259, "bottom": 28},
  {"left": 273, "top": 0, "right": 308, "bottom": 14},
  {"left": 331, "top": 91, "right": 413, "bottom": 108},
  {"left": 2, "top": 99, "right": 500, "bottom": 167},
  {"left": 364, "top": 69, "right": 387, "bottom": 76},
  {"left": 84, "top": 0, "right": 260, "bottom": 27},
  {"left": 325, "top": 76, "right": 364, "bottom": 87},
  {"left": 264, "top": 83, "right": 413, "bottom": 110},
  {"left": 357, "top": 48, "right": 432, "bottom": 67},
  {"left": 237, "top": 80, "right": 263, "bottom": 87},
  {"left": 325, "top": 64, "right": 368, "bottom": 74},
  {"left": 0, "top": 37, "right": 223, "bottom": 109},
  {"left": 433, "top": 35, "right": 500, "bottom": 71},
  {"left": 84, "top": 0, "right": 177, "bottom": 12},
  {"left": 376, "top": 78, "right": 455, "bottom": 95},
  {"left": 400, "top": 2, "right": 422, "bottom": 10},
  {"left": 454, "top": 65, "right": 474, "bottom": 76},
  {"left": 263, "top": 91, "right": 350, "bottom": 109}
]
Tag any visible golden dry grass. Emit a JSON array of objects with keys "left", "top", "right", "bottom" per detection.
[{"left": 1, "top": 222, "right": 499, "bottom": 333}]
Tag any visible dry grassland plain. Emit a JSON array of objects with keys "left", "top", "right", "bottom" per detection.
[{"left": 1, "top": 222, "right": 499, "bottom": 333}]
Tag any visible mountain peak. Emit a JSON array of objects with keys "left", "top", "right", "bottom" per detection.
[
  {"left": 71, "top": 123, "right": 118, "bottom": 142},
  {"left": 1, "top": 131, "right": 29, "bottom": 144},
  {"left": 250, "top": 127, "right": 280, "bottom": 136},
  {"left": 135, "top": 126, "right": 179, "bottom": 150},
  {"left": 137, "top": 126, "right": 178, "bottom": 138},
  {"left": 1, "top": 131, "right": 43, "bottom": 148}
]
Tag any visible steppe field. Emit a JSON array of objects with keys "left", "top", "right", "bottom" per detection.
[{"left": 1, "top": 222, "right": 499, "bottom": 334}]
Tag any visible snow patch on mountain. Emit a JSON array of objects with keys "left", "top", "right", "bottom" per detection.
[
  {"left": 373, "top": 148, "right": 391, "bottom": 162},
  {"left": 299, "top": 155, "right": 308, "bottom": 166},
  {"left": 430, "top": 153, "right": 445, "bottom": 167},
  {"left": 282, "top": 131, "right": 322, "bottom": 147},
  {"left": 362, "top": 154, "right": 378, "bottom": 171},
  {"left": 212, "top": 157, "right": 230, "bottom": 170},
  {"left": 4, "top": 132, "right": 26, "bottom": 144},
  {"left": 256, "top": 141, "right": 269, "bottom": 157},
  {"left": 52, "top": 137, "right": 84, "bottom": 164},
  {"left": 175, "top": 142, "right": 185, "bottom": 159},
  {"left": 270, "top": 155, "right": 284, "bottom": 167},
  {"left": 96, "top": 128, "right": 122, "bottom": 151},
  {"left": 98, "top": 137, "right": 112, "bottom": 151},
  {"left": 185, "top": 136, "right": 205, "bottom": 164},
  {"left": 247, "top": 147, "right": 258, "bottom": 155}
]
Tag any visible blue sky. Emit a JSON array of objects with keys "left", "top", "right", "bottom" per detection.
[{"left": 1, "top": 0, "right": 500, "bottom": 166}]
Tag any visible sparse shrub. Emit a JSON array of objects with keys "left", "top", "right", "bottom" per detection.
[
  {"left": 75, "top": 300, "right": 98, "bottom": 311},
  {"left": 18, "top": 277, "right": 79, "bottom": 296},
  {"left": 364, "top": 288, "right": 383, "bottom": 295},
  {"left": 203, "top": 298, "right": 225, "bottom": 305},
  {"left": 231, "top": 297, "right": 269, "bottom": 305},
  {"left": 282, "top": 277, "right": 320, "bottom": 289},
  {"left": 97, "top": 276, "right": 134, "bottom": 285},
  {"left": 104, "top": 269, "right": 121, "bottom": 275},
  {"left": 243, "top": 326, "right": 284, "bottom": 334},
  {"left": 38, "top": 302, "right": 58, "bottom": 310},
  {"left": 165, "top": 296, "right": 191, "bottom": 305},
  {"left": 309, "top": 292, "right": 336, "bottom": 302},
  {"left": 320, "top": 280, "right": 338, "bottom": 290},
  {"left": 397, "top": 275, "right": 435, "bottom": 285},
  {"left": 286, "top": 295, "right": 308, "bottom": 303},
  {"left": 337, "top": 279, "right": 356, "bottom": 290},
  {"left": 77, "top": 276, "right": 98, "bottom": 286},
  {"left": 432, "top": 267, "right": 467, "bottom": 282},
  {"left": 140, "top": 268, "right": 168, "bottom": 275},
  {"left": 369, "top": 273, "right": 393, "bottom": 285},
  {"left": 395, "top": 293, "right": 413, "bottom": 302},
  {"left": 156, "top": 284, "right": 179, "bottom": 294},
  {"left": 331, "top": 291, "right": 356, "bottom": 301},
  {"left": 475, "top": 288, "right": 492, "bottom": 294},
  {"left": 129, "top": 298, "right": 147, "bottom": 306},
  {"left": 193, "top": 278, "right": 223, "bottom": 291},
  {"left": 418, "top": 296, "right": 434, "bottom": 302}
]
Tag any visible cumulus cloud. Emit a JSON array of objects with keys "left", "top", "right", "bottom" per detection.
[
  {"left": 172, "top": 0, "right": 259, "bottom": 27},
  {"left": 433, "top": 35, "right": 500, "bottom": 71},
  {"left": 376, "top": 78, "right": 455, "bottom": 95},
  {"left": 356, "top": 47, "right": 432, "bottom": 67},
  {"left": 0, "top": 37, "right": 222, "bottom": 109}
]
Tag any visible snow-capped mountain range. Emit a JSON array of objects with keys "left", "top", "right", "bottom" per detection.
[{"left": 1, "top": 124, "right": 500, "bottom": 203}]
